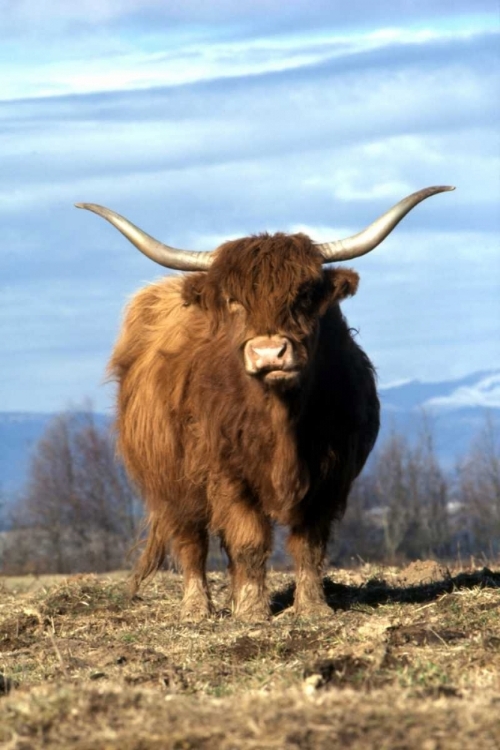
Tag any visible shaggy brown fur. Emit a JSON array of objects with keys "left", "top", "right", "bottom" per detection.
[{"left": 109, "top": 233, "right": 379, "bottom": 620}]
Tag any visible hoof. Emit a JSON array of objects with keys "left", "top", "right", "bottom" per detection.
[
  {"left": 180, "top": 598, "right": 214, "bottom": 623},
  {"left": 232, "top": 601, "right": 271, "bottom": 622},
  {"left": 272, "top": 606, "right": 295, "bottom": 620},
  {"left": 234, "top": 608, "right": 271, "bottom": 623},
  {"left": 232, "top": 583, "right": 271, "bottom": 621},
  {"left": 293, "top": 600, "right": 333, "bottom": 619}
]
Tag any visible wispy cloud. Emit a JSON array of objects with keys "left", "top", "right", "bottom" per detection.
[{"left": 2, "top": 20, "right": 498, "bottom": 101}]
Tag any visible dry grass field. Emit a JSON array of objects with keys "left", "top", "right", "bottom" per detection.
[{"left": 1, "top": 561, "right": 500, "bottom": 749}]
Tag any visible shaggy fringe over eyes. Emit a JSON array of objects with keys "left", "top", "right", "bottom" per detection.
[{"left": 182, "top": 233, "right": 360, "bottom": 333}]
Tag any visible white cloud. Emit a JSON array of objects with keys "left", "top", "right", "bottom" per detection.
[{"left": 2, "top": 21, "right": 497, "bottom": 101}]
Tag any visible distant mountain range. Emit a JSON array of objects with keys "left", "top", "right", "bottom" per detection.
[
  {"left": 1, "top": 370, "right": 498, "bottom": 503},
  {"left": 378, "top": 369, "right": 500, "bottom": 467}
]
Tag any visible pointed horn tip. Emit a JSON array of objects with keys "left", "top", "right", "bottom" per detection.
[
  {"left": 75, "top": 202, "right": 105, "bottom": 211},
  {"left": 420, "top": 185, "right": 455, "bottom": 199}
]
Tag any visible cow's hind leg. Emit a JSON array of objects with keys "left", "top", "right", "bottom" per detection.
[
  {"left": 130, "top": 512, "right": 213, "bottom": 621},
  {"left": 287, "top": 518, "right": 332, "bottom": 617},
  {"left": 172, "top": 526, "right": 213, "bottom": 622},
  {"left": 216, "top": 504, "right": 272, "bottom": 621}
]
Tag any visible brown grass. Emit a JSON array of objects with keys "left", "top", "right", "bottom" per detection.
[{"left": 1, "top": 562, "right": 499, "bottom": 749}]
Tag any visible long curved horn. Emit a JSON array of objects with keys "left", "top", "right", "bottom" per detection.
[
  {"left": 315, "top": 186, "right": 455, "bottom": 263},
  {"left": 75, "top": 203, "right": 214, "bottom": 271}
]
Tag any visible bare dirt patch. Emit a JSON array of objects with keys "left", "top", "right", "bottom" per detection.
[
  {"left": 397, "top": 559, "right": 447, "bottom": 586},
  {"left": 1, "top": 564, "right": 499, "bottom": 749}
]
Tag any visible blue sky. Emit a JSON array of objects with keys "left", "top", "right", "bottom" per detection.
[{"left": 1, "top": 1, "right": 499, "bottom": 413}]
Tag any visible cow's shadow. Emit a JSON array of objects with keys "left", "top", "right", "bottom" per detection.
[{"left": 270, "top": 567, "right": 500, "bottom": 616}]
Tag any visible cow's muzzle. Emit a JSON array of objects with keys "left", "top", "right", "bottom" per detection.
[{"left": 244, "top": 336, "right": 299, "bottom": 383}]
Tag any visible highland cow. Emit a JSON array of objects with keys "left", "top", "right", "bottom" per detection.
[{"left": 77, "top": 185, "right": 453, "bottom": 621}]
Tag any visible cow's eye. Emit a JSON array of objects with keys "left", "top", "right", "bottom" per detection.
[{"left": 295, "top": 283, "right": 323, "bottom": 315}]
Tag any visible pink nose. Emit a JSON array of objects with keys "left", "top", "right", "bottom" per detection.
[{"left": 244, "top": 336, "right": 294, "bottom": 373}]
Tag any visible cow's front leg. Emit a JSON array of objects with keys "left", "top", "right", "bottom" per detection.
[
  {"left": 172, "top": 526, "right": 214, "bottom": 622},
  {"left": 287, "top": 521, "right": 332, "bottom": 617},
  {"left": 215, "top": 501, "right": 272, "bottom": 621}
]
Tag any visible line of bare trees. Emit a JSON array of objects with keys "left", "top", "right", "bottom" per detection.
[
  {"left": 0, "top": 411, "right": 141, "bottom": 574},
  {"left": 334, "top": 414, "right": 500, "bottom": 564},
  {"left": 0, "top": 409, "right": 498, "bottom": 574}
]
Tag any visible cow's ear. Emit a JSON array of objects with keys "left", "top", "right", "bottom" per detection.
[
  {"left": 325, "top": 267, "right": 359, "bottom": 302},
  {"left": 181, "top": 272, "right": 207, "bottom": 307}
]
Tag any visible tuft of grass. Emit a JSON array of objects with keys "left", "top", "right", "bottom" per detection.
[{"left": 39, "top": 575, "right": 130, "bottom": 617}]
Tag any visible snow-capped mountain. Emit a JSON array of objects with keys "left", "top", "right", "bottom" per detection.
[
  {"left": 379, "top": 370, "right": 500, "bottom": 413},
  {"left": 0, "top": 370, "right": 498, "bottom": 505},
  {"left": 378, "top": 369, "right": 500, "bottom": 467},
  {"left": 422, "top": 372, "right": 500, "bottom": 412}
]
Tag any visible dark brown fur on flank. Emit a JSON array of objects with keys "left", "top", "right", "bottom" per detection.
[{"left": 109, "top": 232, "right": 379, "bottom": 620}]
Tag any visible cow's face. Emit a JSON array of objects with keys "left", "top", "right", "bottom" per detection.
[{"left": 182, "top": 233, "right": 359, "bottom": 388}]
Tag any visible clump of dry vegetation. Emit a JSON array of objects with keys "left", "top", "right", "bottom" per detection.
[{"left": 1, "top": 563, "right": 499, "bottom": 749}]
